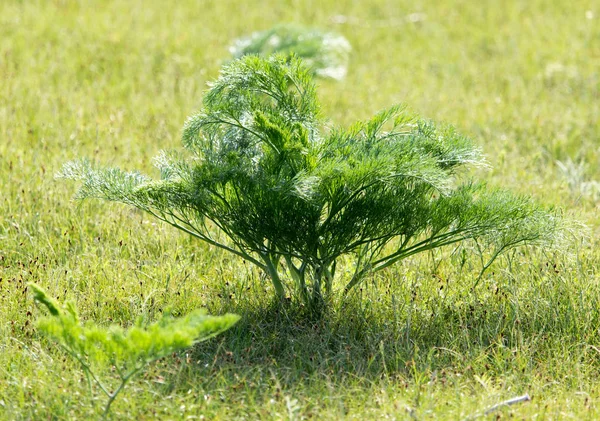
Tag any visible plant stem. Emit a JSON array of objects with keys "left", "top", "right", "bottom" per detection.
[
  {"left": 262, "top": 253, "right": 286, "bottom": 299},
  {"left": 102, "top": 366, "right": 144, "bottom": 419}
]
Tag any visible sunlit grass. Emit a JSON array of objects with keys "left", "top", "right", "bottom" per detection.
[{"left": 1, "top": 0, "right": 599, "bottom": 419}]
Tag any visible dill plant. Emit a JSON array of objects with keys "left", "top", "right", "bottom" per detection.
[
  {"left": 30, "top": 283, "right": 239, "bottom": 418},
  {"left": 229, "top": 24, "right": 351, "bottom": 79},
  {"left": 59, "top": 55, "right": 568, "bottom": 313}
]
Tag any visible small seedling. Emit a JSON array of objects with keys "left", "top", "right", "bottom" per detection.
[
  {"left": 30, "top": 283, "right": 239, "bottom": 419},
  {"left": 229, "top": 24, "right": 351, "bottom": 79}
]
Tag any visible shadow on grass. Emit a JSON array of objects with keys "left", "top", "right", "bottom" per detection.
[
  {"left": 183, "top": 291, "right": 523, "bottom": 385},
  {"left": 152, "top": 264, "right": 597, "bottom": 401}
]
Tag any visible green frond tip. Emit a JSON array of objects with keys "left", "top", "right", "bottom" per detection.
[
  {"left": 32, "top": 288, "right": 240, "bottom": 365},
  {"left": 56, "top": 159, "right": 153, "bottom": 207},
  {"left": 229, "top": 24, "right": 351, "bottom": 80},
  {"left": 182, "top": 54, "right": 319, "bottom": 153},
  {"left": 29, "top": 283, "right": 61, "bottom": 316},
  {"left": 31, "top": 286, "right": 239, "bottom": 419}
]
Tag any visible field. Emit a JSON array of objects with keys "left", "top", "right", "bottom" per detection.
[{"left": 1, "top": 0, "right": 599, "bottom": 419}]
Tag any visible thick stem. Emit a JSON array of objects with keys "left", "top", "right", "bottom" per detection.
[
  {"left": 322, "top": 260, "right": 335, "bottom": 294},
  {"left": 284, "top": 256, "right": 309, "bottom": 304},
  {"left": 309, "top": 265, "right": 325, "bottom": 313},
  {"left": 262, "top": 253, "right": 286, "bottom": 300}
]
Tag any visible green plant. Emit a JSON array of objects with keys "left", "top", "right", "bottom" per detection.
[
  {"left": 30, "top": 283, "right": 239, "bottom": 419},
  {"left": 229, "top": 24, "right": 351, "bottom": 80},
  {"left": 59, "top": 55, "right": 569, "bottom": 312}
]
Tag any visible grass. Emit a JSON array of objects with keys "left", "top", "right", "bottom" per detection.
[{"left": 1, "top": 0, "right": 599, "bottom": 419}]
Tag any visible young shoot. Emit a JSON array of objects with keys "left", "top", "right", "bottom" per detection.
[
  {"left": 30, "top": 283, "right": 239, "bottom": 419},
  {"left": 59, "top": 55, "right": 570, "bottom": 313},
  {"left": 229, "top": 24, "right": 351, "bottom": 80}
]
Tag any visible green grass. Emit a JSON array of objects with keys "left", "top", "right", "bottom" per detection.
[{"left": 1, "top": 0, "right": 599, "bottom": 419}]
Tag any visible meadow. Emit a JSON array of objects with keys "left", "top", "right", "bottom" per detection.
[{"left": 1, "top": 0, "right": 599, "bottom": 419}]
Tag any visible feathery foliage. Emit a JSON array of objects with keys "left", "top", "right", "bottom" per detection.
[
  {"left": 30, "top": 283, "right": 239, "bottom": 418},
  {"left": 59, "top": 55, "right": 569, "bottom": 312},
  {"left": 229, "top": 24, "right": 351, "bottom": 80}
]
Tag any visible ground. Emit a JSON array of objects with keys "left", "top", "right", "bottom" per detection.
[{"left": 1, "top": 0, "right": 599, "bottom": 419}]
